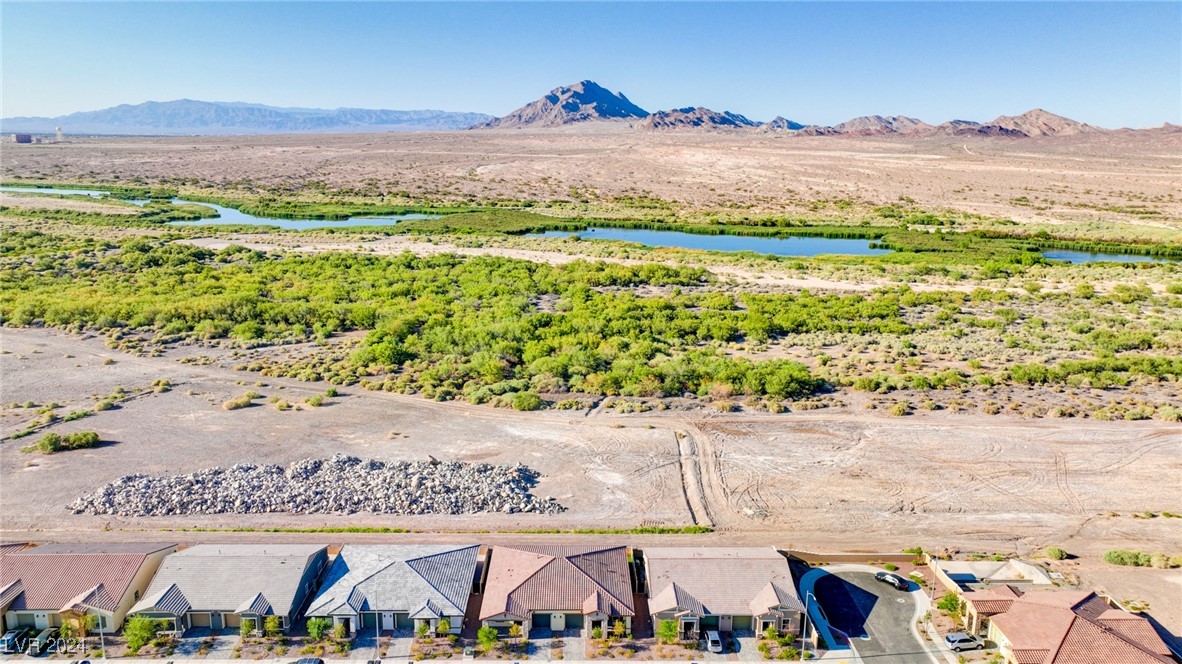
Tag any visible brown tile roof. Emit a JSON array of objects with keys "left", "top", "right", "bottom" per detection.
[
  {"left": 964, "top": 584, "right": 1024, "bottom": 615},
  {"left": 644, "top": 547, "right": 803, "bottom": 617},
  {"left": 479, "top": 545, "right": 634, "bottom": 621},
  {"left": 990, "top": 591, "right": 1172, "bottom": 664},
  {"left": 0, "top": 543, "right": 173, "bottom": 612}
]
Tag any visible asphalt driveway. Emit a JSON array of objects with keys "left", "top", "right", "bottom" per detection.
[{"left": 813, "top": 571, "right": 931, "bottom": 664}]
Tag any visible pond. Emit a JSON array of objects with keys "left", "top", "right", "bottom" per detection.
[
  {"left": 1040, "top": 249, "right": 1173, "bottom": 264},
  {"left": 527, "top": 227, "right": 892, "bottom": 257},
  {"left": 0, "top": 186, "right": 435, "bottom": 229}
]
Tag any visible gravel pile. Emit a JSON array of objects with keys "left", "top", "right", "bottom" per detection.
[{"left": 69, "top": 453, "right": 564, "bottom": 516}]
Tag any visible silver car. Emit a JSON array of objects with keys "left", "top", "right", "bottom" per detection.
[
  {"left": 705, "top": 630, "right": 723, "bottom": 653},
  {"left": 944, "top": 632, "right": 984, "bottom": 652}
]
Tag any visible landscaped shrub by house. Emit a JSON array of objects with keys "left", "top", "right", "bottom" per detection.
[
  {"left": 657, "top": 619, "right": 679, "bottom": 644},
  {"left": 477, "top": 626, "right": 499, "bottom": 649},
  {"left": 306, "top": 617, "right": 331, "bottom": 641},
  {"left": 125, "top": 616, "right": 164, "bottom": 654}
]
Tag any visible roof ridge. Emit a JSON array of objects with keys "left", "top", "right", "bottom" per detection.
[
  {"left": 404, "top": 546, "right": 478, "bottom": 611},
  {"left": 562, "top": 549, "right": 632, "bottom": 614},
  {"left": 483, "top": 546, "right": 556, "bottom": 619},
  {"left": 307, "top": 550, "right": 401, "bottom": 614},
  {"left": 1077, "top": 610, "right": 1172, "bottom": 662}
]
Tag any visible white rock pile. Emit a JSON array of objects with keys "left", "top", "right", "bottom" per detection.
[{"left": 69, "top": 453, "right": 564, "bottom": 516}]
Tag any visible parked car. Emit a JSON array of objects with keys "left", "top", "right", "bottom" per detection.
[
  {"left": 27, "top": 628, "right": 60, "bottom": 656},
  {"left": 295, "top": 659, "right": 326, "bottom": 664},
  {"left": 945, "top": 632, "right": 985, "bottom": 652},
  {"left": 705, "top": 630, "right": 723, "bottom": 653},
  {"left": 0, "top": 628, "right": 33, "bottom": 654},
  {"left": 874, "top": 571, "right": 910, "bottom": 590}
]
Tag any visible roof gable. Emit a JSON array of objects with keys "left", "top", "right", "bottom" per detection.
[
  {"left": 0, "top": 546, "right": 170, "bottom": 612},
  {"left": 306, "top": 545, "right": 478, "bottom": 617},
  {"left": 991, "top": 592, "right": 1172, "bottom": 664},
  {"left": 644, "top": 547, "right": 800, "bottom": 617},
  {"left": 480, "top": 545, "right": 635, "bottom": 620},
  {"left": 137, "top": 544, "right": 325, "bottom": 615}
]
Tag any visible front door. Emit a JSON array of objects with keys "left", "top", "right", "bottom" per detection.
[
  {"left": 381, "top": 613, "right": 395, "bottom": 631},
  {"left": 550, "top": 613, "right": 566, "bottom": 631}
]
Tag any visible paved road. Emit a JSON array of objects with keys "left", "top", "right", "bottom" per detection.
[{"left": 814, "top": 571, "right": 931, "bottom": 664}]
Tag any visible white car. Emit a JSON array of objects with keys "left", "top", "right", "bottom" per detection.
[{"left": 705, "top": 630, "right": 723, "bottom": 653}]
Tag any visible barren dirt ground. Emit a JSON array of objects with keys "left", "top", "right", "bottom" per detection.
[
  {"left": 3, "top": 327, "right": 1178, "bottom": 553},
  {"left": 5, "top": 128, "right": 1181, "bottom": 229}
]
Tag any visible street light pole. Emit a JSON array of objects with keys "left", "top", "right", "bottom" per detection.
[
  {"left": 801, "top": 591, "right": 816, "bottom": 659},
  {"left": 97, "top": 612, "right": 106, "bottom": 661}
]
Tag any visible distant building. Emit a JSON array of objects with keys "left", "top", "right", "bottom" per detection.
[{"left": 12, "top": 134, "right": 32, "bottom": 144}]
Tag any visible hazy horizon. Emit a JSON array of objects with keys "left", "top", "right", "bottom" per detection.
[{"left": 3, "top": 2, "right": 1180, "bottom": 128}]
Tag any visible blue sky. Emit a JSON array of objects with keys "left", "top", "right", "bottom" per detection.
[{"left": 2, "top": 2, "right": 1179, "bottom": 127}]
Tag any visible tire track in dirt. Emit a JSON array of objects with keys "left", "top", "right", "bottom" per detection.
[{"left": 672, "top": 429, "right": 713, "bottom": 527}]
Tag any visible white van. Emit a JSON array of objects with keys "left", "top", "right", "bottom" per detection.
[{"left": 705, "top": 630, "right": 723, "bottom": 653}]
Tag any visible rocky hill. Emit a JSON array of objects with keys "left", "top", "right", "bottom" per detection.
[
  {"left": 935, "top": 119, "right": 1027, "bottom": 137},
  {"left": 764, "top": 116, "right": 806, "bottom": 131},
  {"left": 830, "top": 115, "right": 934, "bottom": 136},
  {"left": 637, "top": 107, "right": 759, "bottom": 130},
  {"left": 1, "top": 99, "right": 492, "bottom": 135},
  {"left": 982, "top": 108, "right": 1099, "bottom": 137},
  {"left": 474, "top": 80, "right": 648, "bottom": 129}
]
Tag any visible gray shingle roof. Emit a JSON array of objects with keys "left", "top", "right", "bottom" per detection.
[
  {"left": 131, "top": 583, "right": 192, "bottom": 616},
  {"left": 235, "top": 592, "right": 274, "bottom": 616},
  {"left": 306, "top": 545, "right": 479, "bottom": 618},
  {"left": 130, "top": 544, "right": 325, "bottom": 615},
  {"left": 645, "top": 547, "right": 802, "bottom": 617}
]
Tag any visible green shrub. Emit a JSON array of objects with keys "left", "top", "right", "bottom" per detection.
[
  {"left": 263, "top": 615, "right": 281, "bottom": 638},
  {"left": 306, "top": 617, "right": 332, "bottom": 641},
  {"left": 477, "top": 626, "right": 499, "bottom": 649},
  {"left": 125, "top": 616, "right": 164, "bottom": 654},
  {"left": 657, "top": 619, "right": 679, "bottom": 644},
  {"left": 1045, "top": 547, "right": 1068, "bottom": 560},
  {"left": 1104, "top": 550, "right": 1154, "bottom": 567},
  {"left": 240, "top": 618, "right": 256, "bottom": 638},
  {"left": 936, "top": 593, "right": 964, "bottom": 615},
  {"left": 883, "top": 563, "right": 898, "bottom": 571},
  {"left": 23, "top": 430, "right": 101, "bottom": 454},
  {"left": 511, "top": 391, "right": 543, "bottom": 411}
]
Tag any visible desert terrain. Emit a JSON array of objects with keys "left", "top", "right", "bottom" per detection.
[
  {"left": 4, "top": 127, "right": 1180, "bottom": 236},
  {"left": 2, "top": 327, "right": 1178, "bottom": 555},
  {"left": 2, "top": 128, "right": 1181, "bottom": 637}
]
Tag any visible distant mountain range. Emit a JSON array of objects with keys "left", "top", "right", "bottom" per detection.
[
  {"left": 473, "top": 81, "right": 1120, "bottom": 138},
  {"left": 1, "top": 99, "right": 493, "bottom": 135},
  {"left": 2, "top": 82, "right": 1166, "bottom": 137}
]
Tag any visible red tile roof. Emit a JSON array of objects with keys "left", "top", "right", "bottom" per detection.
[
  {"left": 0, "top": 543, "right": 173, "bottom": 613},
  {"left": 479, "top": 545, "right": 634, "bottom": 621},
  {"left": 991, "top": 591, "right": 1172, "bottom": 664}
]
